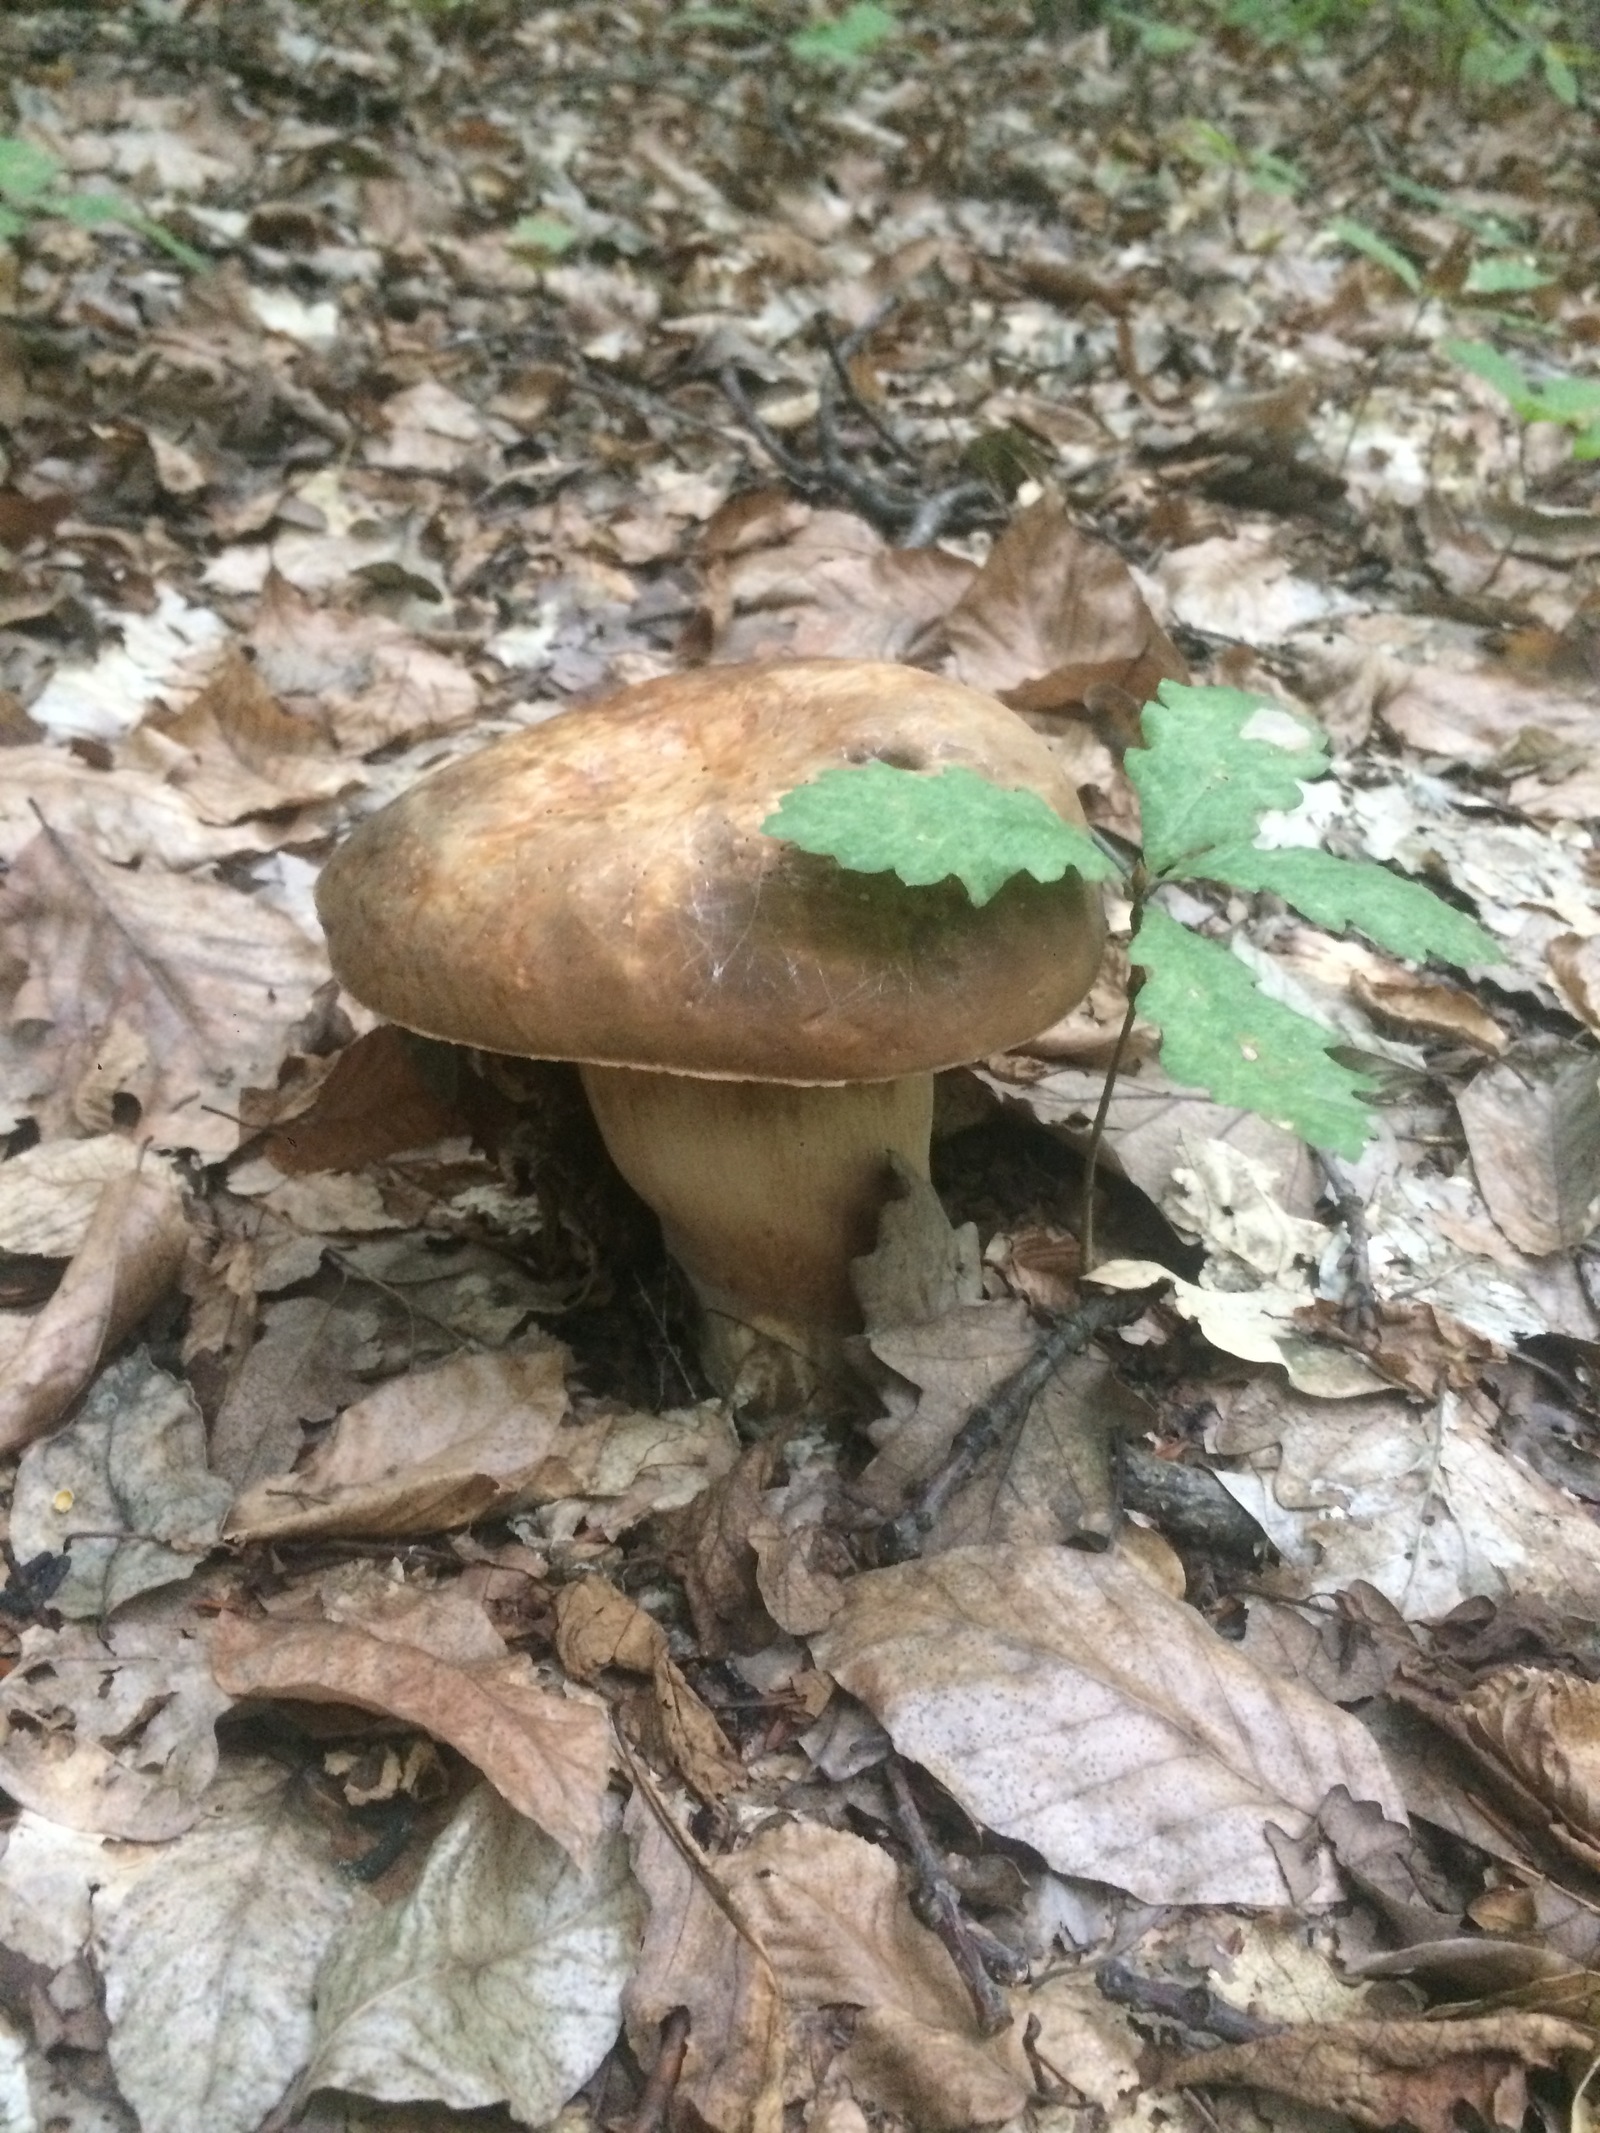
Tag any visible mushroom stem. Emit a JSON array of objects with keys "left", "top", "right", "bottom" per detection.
[{"left": 579, "top": 1063, "right": 933, "bottom": 1415}]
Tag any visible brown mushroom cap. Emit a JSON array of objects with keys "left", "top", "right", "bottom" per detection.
[{"left": 316, "top": 659, "right": 1105, "bottom": 1084}]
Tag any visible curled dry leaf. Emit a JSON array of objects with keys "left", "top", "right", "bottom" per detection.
[
  {"left": 0, "top": 1589, "right": 229, "bottom": 1840},
  {"left": 11, "top": 1349, "right": 232, "bottom": 1618},
  {"left": 814, "top": 1544, "right": 1404, "bottom": 1907},
  {"left": 719, "top": 1819, "right": 1033, "bottom": 2130},
  {"left": 210, "top": 1584, "right": 612, "bottom": 1865},
  {"left": 623, "top": 1787, "right": 786, "bottom": 2133},
  {"left": 554, "top": 1578, "right": 743, "bottom": 1801},
  {"left": 0, "top": 1165, "right": 189, "bottom": 1455},
  {"left": 97, "top": 1758, "right": 364, "bottom": 2133},
  {"left": 0, "top": 825, "right": 328, "bottom": 1155},
  {"left": 1459, "top": 1668, "right": 1600, "bottom": 1860},
  {"left": 1163, "top": 2013, "right": 1592, "bottom": 2133},
  {"left": 0, "top": 746, "right": 288, "bottom": 869},
  {"left": 302, "top": 1785, "right": 643, "bottom": 2125}
]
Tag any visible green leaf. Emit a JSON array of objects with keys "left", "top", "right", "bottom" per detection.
[
  {"left": 1541, "top": 44, "right": 1579, "bottom": 104},
  {"left": 1573, "top": 423, "right": 1600, "bottom": 461},
  {"left": 0, "top": 206, "right": 23, "bottom": 242},
  {"left": 1326, "top": 216, "right": 1421, "bottom": 294},
  {"left": 1534, "top": 375, "right": 1600, "bottom": 424},
  {"left": 1132, "top": 908, "right": 1376, "bottom": 1156},
  {"left": 1445, "top": 337, "right": 1541, "bottom": 420},
  {"left": 509, "top": 211, "right": 578, "bottom": 255},
  {"left": 788, "top": 2, "right": 897, "bottom": 65},
  {"left": 1126, "top": 682, "right": 1328, "bottom": 877},
  {"left": 58, "top": 190, "right": 127, "bottom": 227},
  {"left": 1463, "top": 256, "right": 1553, "bottom": 295},
  {"left": 0, "top": 136, "right": 60, "bottom": 204},
  {"left": 761, "top": 762, "right": 1116, "bottom": 907},
  {"left": 1194, "top": 845, "right": 1504, "bottom": 968}
]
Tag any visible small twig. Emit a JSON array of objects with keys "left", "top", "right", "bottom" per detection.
[
  {"left": 1314, "top": 1147, "right": 1377, "bottom": 1338},
  {"left": 619, "top": 2009, "right": 691, "bottom": 2133},
  {"left": 1080, "top": 980, "right": 1142, "bottom": 1273},
  {"left": 902, "top": 481, "right": 995, "bottom": 547},
  {"left": 1096, "top": 1960, "right": 1283, "bottom": 2045},
  {"left": 886, "top": 1758, "right": 1013, "bottom": 2038},
  {"left": 879, "top": 1289, "right": 1153, "bottom": 1560},
  {"left": 818, "top": 302, "right": 913, "bottom": 464},
  {"left": 716, "top": 364, "right": 821, "bottom": 489}
]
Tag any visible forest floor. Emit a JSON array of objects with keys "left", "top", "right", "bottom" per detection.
[{"left": 2, "top": 5, "right": 1600, "bottom": 2132}]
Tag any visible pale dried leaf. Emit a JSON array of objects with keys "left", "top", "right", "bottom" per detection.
[
  {"left": 1457, "top": 1055, "right": 1600, "bottom": 1256},
  {"left": 814, "top": 1544, "right": 1404, "bottom": 1906},
  {"left": 0, "top": 1591, "right": 229, "bottom": 1840},
  {"left": 97, "top": 1759, "right": 363, "bottom": 2133},
  {"left": 1212, "top": 1383, "right": 1600, "bottom": 1618},
  {"left": 249, "top": 577, "right": 477, "bottom": 754},
  {"left": 227, "top": 1343, "right": 572, "bottom": 1540},
  {"left": 0, "top": 747, "right": 284, "bottom": 868},
  {"left": 0, "top": 1135, "right": 172, "bottom": 1258},
  {"left": 12, "top": 1350, "right": 231, "bottom": 1618},
  {"left": 1164, "top": 2013, "right": 1591, "bottom": 2133},
  {"left": 1460, "top": 1669, "right": 1600, "bottom": 1847},
  {"left": 0, "top": 827, "right": 327, "bottom": 1156},
  {"left": 0, "top": 1168, "right": 190, "bottom": 1455},
  {"left": 137, "top": 644, "right": 360, "bottom": 823},
  {"left": 302, "top": 1786, "right": 642, "bottom": 2123}
]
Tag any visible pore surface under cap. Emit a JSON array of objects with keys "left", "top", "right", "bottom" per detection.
[{"left": 315, "top": 659, "right": 1105, "bottom": 1083}]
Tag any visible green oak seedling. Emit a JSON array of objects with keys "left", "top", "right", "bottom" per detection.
[{"left": 764, "top": 680, "right": 1502, "bottom": 1195}]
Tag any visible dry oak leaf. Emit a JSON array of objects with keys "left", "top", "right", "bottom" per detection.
[
  {"left": 0, "top": 825, "right": 327, "bottom": 1156},
  {"left": 943, "top": 493, "right": 1187, "bottom": 713},
  {"left": 814, "top": 1544, "right": 1404, "bottom": 1907},
  {"left": 1164, "top": 2014, "right": 1592, "bottom": 2133},
  {"left": 1456, "top": 1054, "right": 1600, "bottom": 1258},
  {"left": 0, "top": 1164, "right": 189, "bottom": 1455},
  {"left": 719, "top": 1819, "right": 1032, "bottom": 2130},
  {"left": 210, "top": 1586, "right": 611, "bottom": 1866},
  {"left": 623, "top": 1787, "right": 785, "bottom": 2133}
]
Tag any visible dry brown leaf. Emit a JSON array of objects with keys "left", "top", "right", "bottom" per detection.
[
  {"left": 209, "top": 1291, "right": 372, "bottom": 1489},
  {"left": 0, "top": 824, "right": 328, "bottom": 1154},
  {"left": 1163, "top": 2013, "right": 1591, "bottom": 2133},
  {"left": 660, "top": 1441, "right": 785, "bottom": 1659},
  {"left": 720, "top": 1820, "right": 1032, "bottom": 2130},
  {"left": 210, "top": 1585, "right": 611, "bottom": 1865},
  {"left": 0, "top": 1165, "right": 189, "bottom": 1454},
  {"left": 1457, "top": 1054, "right": 1600, "bottom": 1256},
  {"left": 555, "top": 1579, "right": 743, "bottom": 1800},
  {"left": 623, "top": 1787, "right": 785, "bottom": 2133},
  {"left": 1350, "top": 970, "right": 1507, "bottom": 1054},
  {"left": 227, "top": 1343, "right": 572, "bottom": 1540},
  {"left": 1460, "top": 1668, "right": 1600, "bottom": 1854},
  {"left": 249, "top": 574, "right": 477, "bottom": 754},
  {"left": 815, "top": 1543, "right": 1404, "bottom": 1906},
  {"left": 136, "top": 643, "right": 360, "bottom": 822},
  {"left": 856, "top": 1299, "right": 1037, "bottom": 1513},
  {"left": 943, "top": 494, "right": 1186, "bottom": 708},
  {"left": 259, "top": 1025, "right": 467, "bottom": 1174},
  {"left": 0, "top": 1589, "right": 229, "bottom": 1839},
  {"left": 710, "top": 508, "right": 976, "bottom": 664}
]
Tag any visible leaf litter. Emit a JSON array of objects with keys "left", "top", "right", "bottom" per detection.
[{"left": 2, "top": 4, "right": 1600, "bottom": 2131}]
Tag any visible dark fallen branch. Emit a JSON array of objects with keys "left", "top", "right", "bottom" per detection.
[
  {"left": 1096, "top": 1959, "right": 1283, "bottom": 2045},
  {"left": 618, "top": 2008, "right": 691, "bottom": 2133},
  {"left": 886, "top": 1758, "right": 1014, "bottom": 2038},
  {"left": 1314, "top": 1147, "right": 1377, "bottom": 1338},
  {"left": 879, "top": 1288, "right": 1156, "bottom": 1563},
  {"left": 714, "top": 308, "right": 998, "bottom": 545}
]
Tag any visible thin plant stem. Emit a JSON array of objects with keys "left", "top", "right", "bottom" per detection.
[{"left": 1079, "top": 980, "right": 1142, "bottom": 1275}]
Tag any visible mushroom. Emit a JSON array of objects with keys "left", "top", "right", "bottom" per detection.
[{"left": 315, "top": 660, "right": 1104, "bottom": 1413}]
